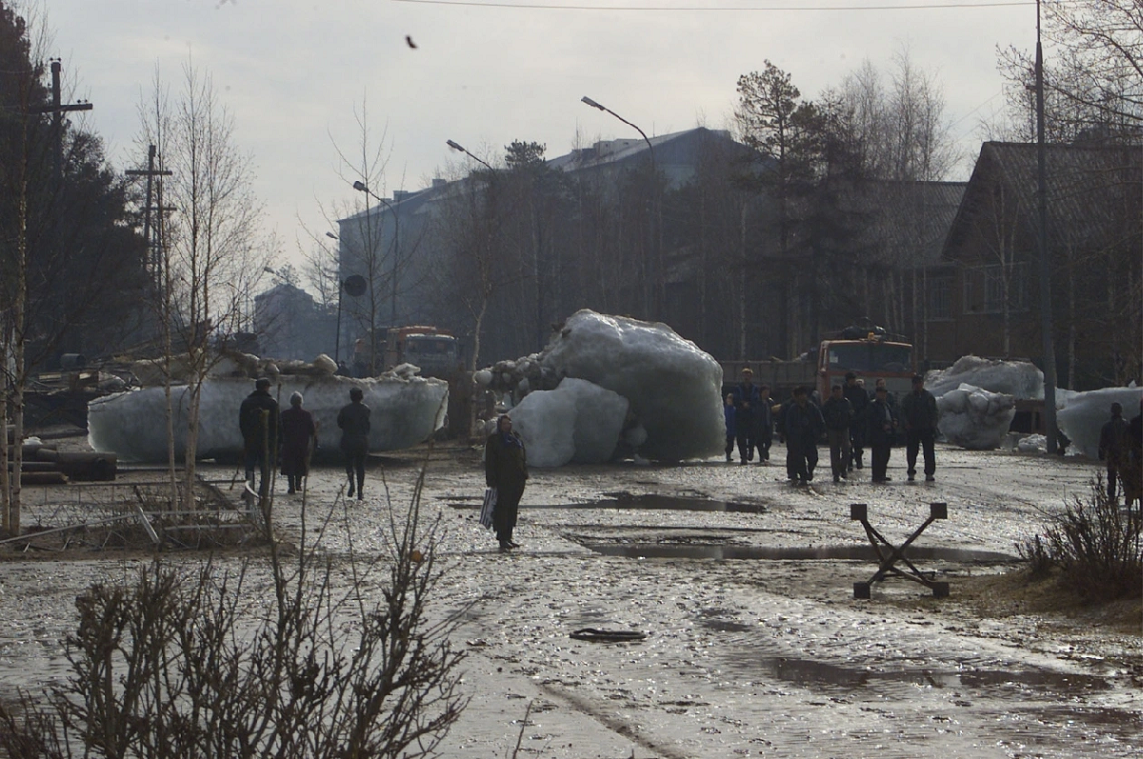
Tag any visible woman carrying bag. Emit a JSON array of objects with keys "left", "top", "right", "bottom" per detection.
[{"left": 484, "top": 415, "right": 527, "bottom": 552}]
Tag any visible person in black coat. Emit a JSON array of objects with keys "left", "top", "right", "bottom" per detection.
[
  {"left": 755, "top": 384, "right": 775, "bottom": 464},
  {"left": 280, "top": 391, "right": 317, "bottom": 495},
  {"left": 485, "top": 415, "right": 528, "bottom": 551},
  {"left": 900, "top": 374, "right": 940, "bottom": 482},
  {"left": 337, "top": 386, "right": 371, "bottom": 500},
  {"left": 239, "top": 377, "right": 279, "bottom": 497},
  {"left": 1098, "top": 402, "right": 1130, "bottom": 501},
  {"left": 730, "top": 368, "right": 762, "bottom": 464},
  {"left": 822, "top": 384, "right": 854, "bottom": 483},
  {"left": 783, "top": 386, "right": 825, "bottom": 485},
  {"left": 844, "top": 372, "right": 869, "bottom": 471},
  {"left": 867, "top": 385, "right": 898, "bottom": 483}
]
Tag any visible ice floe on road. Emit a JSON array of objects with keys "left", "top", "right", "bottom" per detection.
[
  {"left": 1057, "top": 386, "right": 1143, "bottom": 458},
  {"left": 936, "top": 383, "right": 1017, "bottom": 450},
  {"left": 478, "top": 310, "right": 724, "bottom": 463},
  {"left": 926, "top": 355, "right": 1044, "bottom": 399},
  {"left": 88, "top": 375, "right": 448, "bottom": 463}
]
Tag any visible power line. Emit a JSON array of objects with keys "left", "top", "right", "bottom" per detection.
[{"left": 391, "top": 0, "right": 1035, "bottom": 11}]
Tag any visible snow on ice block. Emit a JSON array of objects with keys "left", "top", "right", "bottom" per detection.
[
  {"left": 510, "top": 378, "right": 629, "bottom": 468},
  {"left": 540, "top": 310, "right": 724, "bottom": 462},
  {"left": 926, "top": 356, "right": 1044, "bottom": 400},
  {"left": 936, "top": 383, "right": 1017, "bottom": 450},
  {"left": 88, "top": 375, "right": 448, "bottom": 463},
  {"left": 1056, "top": 386, "right": 1143, "bottom": 459}
]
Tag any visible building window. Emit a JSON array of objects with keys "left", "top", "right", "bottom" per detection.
[
  {"left": 962, "top": 262, "right": 1027, "bottom": 314},
  {"left": 927, "top": 275, "right": 952, "bottom": 320}
]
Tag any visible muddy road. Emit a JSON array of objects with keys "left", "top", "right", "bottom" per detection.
[{"left": 1, "top": 443, "right": 1139, "bottom": 758}]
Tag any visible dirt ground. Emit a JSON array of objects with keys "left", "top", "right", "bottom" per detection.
[{"left": 0, "top": 436, "right": 1140, "bottom": 758}]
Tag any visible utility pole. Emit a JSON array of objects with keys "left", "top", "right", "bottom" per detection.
[
  {"left": 126, "top": 144, "right": 174, "bottom": 295},
  {"left": 1035, "top": 0, "right": 1059, "bottom": 453},
  {"left": 32, "top": 60, "right": 92, "bottom": 184}
]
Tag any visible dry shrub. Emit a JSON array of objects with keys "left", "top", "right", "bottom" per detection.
[
  {"left": 0, "top": 468, "right": 467, "bottom": 758},
  {"left": 1020, "top": 477, "right": 1142, "bottom": 602}
]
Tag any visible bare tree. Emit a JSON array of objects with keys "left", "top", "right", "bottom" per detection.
[{"left": 136, "top": 59, "right": 272, "bottom": 505}]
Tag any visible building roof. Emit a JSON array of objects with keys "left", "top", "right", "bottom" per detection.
[{"left": 944, "top": 141, "right": 1143, "bottom": 257}]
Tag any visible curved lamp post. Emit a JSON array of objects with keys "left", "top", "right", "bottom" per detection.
[
  {"left": 580, "top": 96, "right": 655, "bottom": 169},
  {"left": 352, "top": 181, "right": 400, "bottom": 330},
  {"left": 447, "top": 139, "right": 494, "bottom": 171}
]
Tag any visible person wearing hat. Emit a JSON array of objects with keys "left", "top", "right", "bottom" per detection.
[
  {"left": 280, "top": 391, "right": 317, "bottom": 495},
  {"left": 1098, "top": 401, "right": 1130, "bottom": 502},
  {"left": 239, "top": 377, "right": 279, "bottom": 497},
  {"left": 900, "top": 374, "right": 940, "bottom": 482}
]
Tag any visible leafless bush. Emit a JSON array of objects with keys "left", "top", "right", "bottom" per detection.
[
  {"left": 1021, "top": 476, "right": 1142, "bottom": 602},
  {"left": 0, "top": 465, "right": 467, "bottom": 757}
]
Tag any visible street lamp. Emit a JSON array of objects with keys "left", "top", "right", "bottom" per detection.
[
  {"left": 325, "top": 232, "right": 345, "bottom": 364},
  {"left": 446, "top": 139, "right": 494, "bottom": 171},
  {"left": 582, "top": 95, "right": 661, "bottom": 315},
  {"left": 580, "top": 96, "right": 655, "bottom": 169},
  {"left": 352, "top": 181, "right": 401, "bottom": 329}
]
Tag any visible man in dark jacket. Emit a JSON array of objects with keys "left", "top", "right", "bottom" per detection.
[
  {"left": 1099, "top": 402, "right": 1130, "bottom": 501},
  {"left": 239, "top": 377, "right": 279, "bottom": 497},
  {"left": 867, "top": 385, "right": 897, "bottom": 483},
  {"left": 755, "top": 383, "right": 775, "bottom": 464},
  {"left": 731, "top": 368, "right": 762, "bottom": 464},
  {"left": 485, "top": 414, "right": 528, "bottom": 551},
  {"left": 337, "top": 386, "right": 371, "bottom": 500},
  {"left": 783, "top": 386, "right": 825, "bottom": 485},
  {"left": 901, "top": 374, "right": 940, "bottom": 482},
  {"left": 822, "top": 384, "right": 854, "bottom": 483},
  {"left": 844, "top": 372, "right": 869, "bottom": 471}
]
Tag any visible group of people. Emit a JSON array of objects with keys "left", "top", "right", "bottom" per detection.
[
  {"left": 238, "top": 378, "right": 372, "bottom": 500},
  {"left": 725, "top": 368, "right": 940, "bottom": 486}
]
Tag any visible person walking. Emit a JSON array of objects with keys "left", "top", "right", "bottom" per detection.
[
  {"left": 485, "top": 414, "right": 528, "bottom": 551},
  {"left": 238, "top": 377, "right": 279, "bottom": 498},
  {"left": 1098, "top": 401, "right": 1130, "bottom": 501},
  {"left": 822, "top": 384, "right": 854, "bottom": 483},
  {"left": 731, "top": 368, "right": 762, "bottom": 464},
  {"left": 844, "top": 372, "right": 869, "bottom": 471},
  {"left": 783, "top": 386, "right": 825, "bottom": 485},
  {"left": 280, "top": 391, "right": 317, "bottom": 495},
  {"left": 901, "top": 374, "right": 940, "bottom": 482},
  {"left": 867, "top": 385, "right": 897, "bottom": 483},
  {"left": 337, "top": 386, "right": 371, "bottom": 500},
  {"left": 755, "top": 384, "right": 775, "bottom": 464}
]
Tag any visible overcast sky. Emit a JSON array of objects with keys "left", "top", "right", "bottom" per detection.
[{"left": 40, "top": 0, "right": 1040, "bottom": 272}]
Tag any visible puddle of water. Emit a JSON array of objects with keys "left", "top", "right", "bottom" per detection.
[
  {"left": 582, "top": 542, "right": 1017, "bottom": 562},
  {"left": 721, "top": 651, "right": 1113, "bottom": 700},
  {"left": 446, "top": 494, "right": 767, "bottom": 513}
]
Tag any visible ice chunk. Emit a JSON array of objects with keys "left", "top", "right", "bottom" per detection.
[
  {"left": 926, "top": 356, "right": 1044, "bottom": 399},
  {"left": 539, "top": 310, "right": 724, "bottom": 461},
  {"left": 936, "top": 383, "right": 1017, "bottom": 450},
  {"left": 1056, "top": 387, "right": 1143, "bottom": 459},
  {"left": 88, "top": 375, "right": 448, "bottom": 463},
  {"left": 509, "top": 379, "right": 629, "bottom": 467}
]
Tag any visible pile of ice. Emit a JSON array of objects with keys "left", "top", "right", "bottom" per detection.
[
  {"left": 936, "top": 384, "right": 1017, "bottom": 450},
  {"left": 89, "top": 374, "right": 448, "bottom": 463},
  {"left": 926, "top": 356, "right": 1044, "bottom": 399},
  {"left": 509, "top": 379, "right": 630, "bottom": 467},
  {"left": 477, "top": 310, "right": 725, "bottom": 464},
  {"left": 1056, "top": 386, "right": 1143, "bottom": 459},
  {"left": 128, "top": 351, "right": 340, "bottom": 386}
]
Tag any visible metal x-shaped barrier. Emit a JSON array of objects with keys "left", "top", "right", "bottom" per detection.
[{"left": 850, "top": 502, "right": 950, "bottom": 599}]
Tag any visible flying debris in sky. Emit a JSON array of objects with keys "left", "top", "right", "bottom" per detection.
[{"left": 405, "top": 35, "right": 417, "bottom": 49}]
